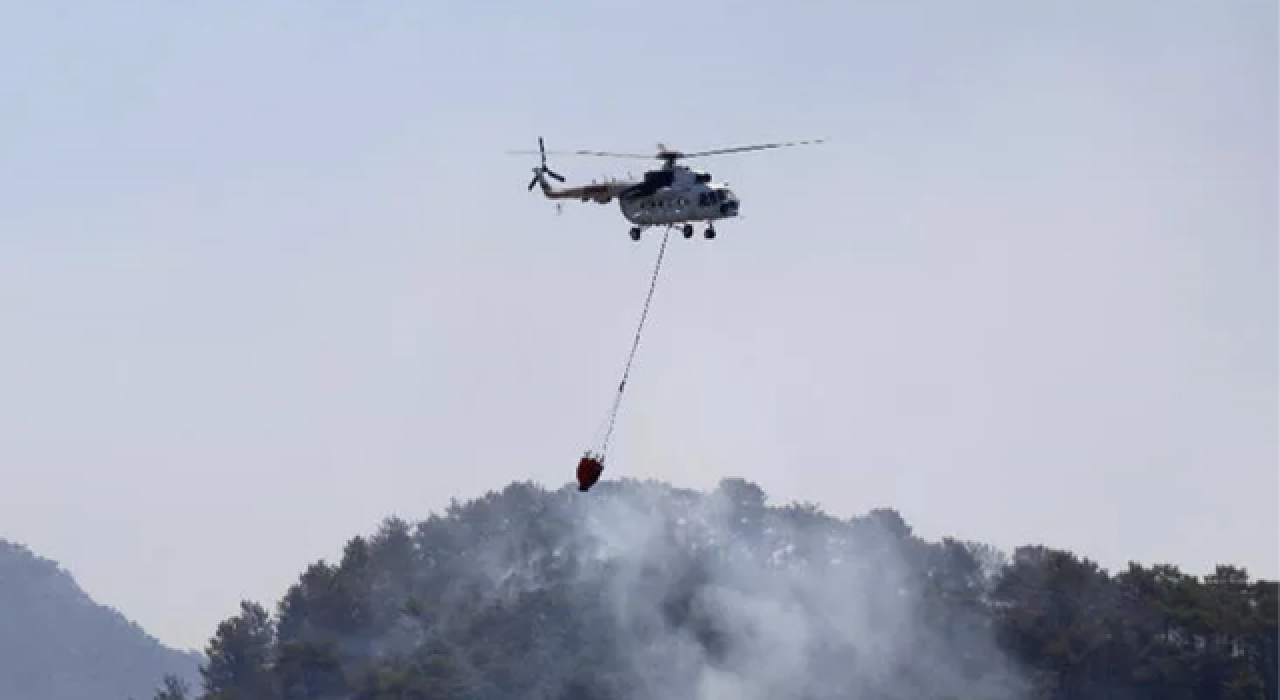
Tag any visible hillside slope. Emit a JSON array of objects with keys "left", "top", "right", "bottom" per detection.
[
  {"left": 187, "top": 478, "right": 1276, "bottom": 700},
  {"left": 0, "top": 539, "right": 202, "bottom": 700}
]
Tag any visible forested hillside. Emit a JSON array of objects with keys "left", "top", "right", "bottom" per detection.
[
  {"left": 161, "top": 478, "right": 1275, "bottom": 700},
  {"left": 0, "top": 539, "right": 202, "bottom": 700}
]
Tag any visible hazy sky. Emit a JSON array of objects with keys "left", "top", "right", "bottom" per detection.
[{"left": 1, "top": 1, "right": 1275, "bottom": 652}]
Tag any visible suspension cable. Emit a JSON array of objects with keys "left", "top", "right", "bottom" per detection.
[{"left": 595, "top": 228, "right": 672, "bottom": 457}]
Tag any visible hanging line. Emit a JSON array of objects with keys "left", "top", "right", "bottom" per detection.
[{"left": 595, "top": 227, "right": 673, "bottom": 457}]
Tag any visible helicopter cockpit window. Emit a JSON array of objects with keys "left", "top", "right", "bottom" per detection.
[{"left": 695, "top": 173, "right": 711, "bottom": 183}]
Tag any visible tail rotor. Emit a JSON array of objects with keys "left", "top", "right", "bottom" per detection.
[{"left": 527, "top": 137, "right": 566, "bottom": 191}]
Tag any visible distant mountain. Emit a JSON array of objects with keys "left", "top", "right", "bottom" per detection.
[{"left": 0, "top": 538, "right": 202, "bottom": 700}]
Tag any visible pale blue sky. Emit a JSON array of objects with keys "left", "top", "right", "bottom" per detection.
[{"left": 1, "top": 1, "right": 1274, "bottom": 651}]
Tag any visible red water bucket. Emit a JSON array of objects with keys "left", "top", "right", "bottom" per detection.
[{"left": 577, "top": 455, "right": 604, "bottom": 492}]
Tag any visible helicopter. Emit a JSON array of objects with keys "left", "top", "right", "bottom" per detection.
[{"left": 509, "top": 137, "right": 825, "bottom": 241}]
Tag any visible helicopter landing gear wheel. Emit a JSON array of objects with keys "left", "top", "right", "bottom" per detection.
[
  {"left": 682, "top": 224, "right": 694, "bottom": 239},
  {"left": 629, "top": 227, "right": 641, "bottom": 241},
  {"left": 704, "top": 226, "right": 716, "bottom": 240}
]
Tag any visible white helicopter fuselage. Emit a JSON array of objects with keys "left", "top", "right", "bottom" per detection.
[{"left": 619, "top": 181, "right": 740, "bottom": 226}]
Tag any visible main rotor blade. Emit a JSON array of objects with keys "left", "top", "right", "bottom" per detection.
[
  {"left": 680, "top": 139, "right": 827, "bottom": 159},
  {"left": 505, "top": 148, "right": 654, "bottom": 159},
  {"left": 505, "top": 137, "right": 826, "bottom": 161}
]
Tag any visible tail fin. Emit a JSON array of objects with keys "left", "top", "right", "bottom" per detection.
[{"left": 526, "top": 136, "right": 565, "bottom": 195}]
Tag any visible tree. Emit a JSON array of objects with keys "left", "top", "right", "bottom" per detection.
[
  {"left": 152, "top": 675, "right": 191, "bottom": 700},
  {"left": 200, "top": 601, "right": 278, "bottom": 700}
]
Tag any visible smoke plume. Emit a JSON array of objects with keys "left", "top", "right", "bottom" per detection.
[{"left": 422, "top": 477, "right": 1030, "bottom": 700}]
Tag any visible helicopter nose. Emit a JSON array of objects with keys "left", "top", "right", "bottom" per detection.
[{"left": 720, "top": 200, "right": 739, "bottom": 217}]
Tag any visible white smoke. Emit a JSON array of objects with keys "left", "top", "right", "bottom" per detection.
[
  {"left": 528, "top": 478, "right": 1027, "bottom": 699},
  {"left": 363, "top": 478, "right": 1030, "bottom": 699}
]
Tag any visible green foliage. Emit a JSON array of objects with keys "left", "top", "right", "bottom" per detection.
[
  {"left": 200, "top": 601, "right": 277, "bottom": 700},
  {"left": 171, "top": 479, "right": 1276, "bottom": 700}
]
